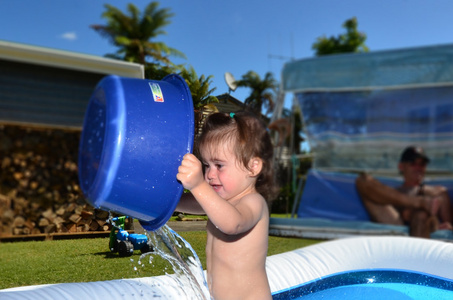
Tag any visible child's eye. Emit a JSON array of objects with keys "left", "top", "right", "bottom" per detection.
[{"left": 215, "top": 164, "right": 223, "bottom": 170}]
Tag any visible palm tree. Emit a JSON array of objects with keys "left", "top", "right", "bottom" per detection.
[
  {"left": 179, "top": 66, "right": 219, "bottom": 138},
  {"left": 91, "top": 2, "right": 219, "bottom": 117},
  {"left": 179, "top": 66, "right": 218, "bottom": 109},
  {"left": 91, "top": 2, "right": 185, "bottom": 66},
  {"left": 235, "top": 71, "right": 277, "bottom": 118}
]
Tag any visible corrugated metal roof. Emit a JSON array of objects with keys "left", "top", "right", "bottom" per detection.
[
  {"left": 215, "top": 93, "right": 245, "bottom": 113},
  {"left": 194, "top": 94, "right": 246, "bottom": 138},
  {"left": 0, "top": 40, "right": 144, "bottom": 129},
  {"left": 0, "top": 59, "right": 104, "bottom": 128}
]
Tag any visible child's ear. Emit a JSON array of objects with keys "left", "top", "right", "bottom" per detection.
[{"left": 248, "top": 157, "right": 263, "bottom": 177}]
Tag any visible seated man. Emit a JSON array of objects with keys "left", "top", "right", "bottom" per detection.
[{"left": 356, "top": 146, "right": 452, "bottom": 238}]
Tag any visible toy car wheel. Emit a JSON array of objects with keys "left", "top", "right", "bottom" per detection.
[
  {"left": 140, "top": 241, "right": 154, "bottom": 254},
  {"left": 118, "top": 240, "right": 134, "bottom": 257}
]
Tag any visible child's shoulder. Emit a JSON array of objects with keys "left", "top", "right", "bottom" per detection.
[
  {"left": 237, "top": 192, "right": 268, "bottom": 210},
  {"left": 241, "top": 190, "right": 265, "bottom": 201}
]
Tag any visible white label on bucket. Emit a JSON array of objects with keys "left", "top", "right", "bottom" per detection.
[{"left": 149, "top": 82, "right": 164, "bottom": 102}]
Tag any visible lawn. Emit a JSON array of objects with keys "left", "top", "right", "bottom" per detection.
[{"left": 0, "top": 230, "right": 320, "bottom": 290}]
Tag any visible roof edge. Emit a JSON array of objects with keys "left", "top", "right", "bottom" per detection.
[{"left": 0, "top": 40, "right": 144, "bottom": 79}]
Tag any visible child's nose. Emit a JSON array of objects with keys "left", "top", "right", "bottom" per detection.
[{"left": 206, "top": 168, "right": 215, "bottom": 180}]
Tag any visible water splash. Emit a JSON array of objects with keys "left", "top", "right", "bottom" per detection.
[
  {"left": 107, "top": 213, "right": 210, "bottom": 299},
  {"left": 143, "top": 225, "right": 210, "bottom": 300}
]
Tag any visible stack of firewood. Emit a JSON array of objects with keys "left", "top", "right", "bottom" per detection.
[
  {"left": 0, "top": 193, "right": 111, "bottom": 235},
  {"left": 0, "top": 124, "right": 113, "bottom": 236}
]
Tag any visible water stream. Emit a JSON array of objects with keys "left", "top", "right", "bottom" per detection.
[
  {"left": 108, "top": 214, "right": 210, "bottom": 299},
  {"left": 140, "top": 225, "right": 210, "bottom": 300}
]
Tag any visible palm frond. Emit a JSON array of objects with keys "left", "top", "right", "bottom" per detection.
[{"left": 92, "top": 2, "right": 184, "bottom": 66}]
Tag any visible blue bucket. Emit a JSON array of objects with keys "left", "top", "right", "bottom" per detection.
[{"left": 78, "top": 74, "right": 194, "bottom": 231}]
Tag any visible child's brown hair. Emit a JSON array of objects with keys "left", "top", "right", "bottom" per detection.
[{"left": 196, "top": 111, "right": 278, "bottom": 201}]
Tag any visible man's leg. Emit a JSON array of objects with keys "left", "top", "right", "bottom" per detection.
[
  {"left": 355, "top": 173, "right": 404, "bottom": 225},
  {"left": 408, "top": 209, "right": 436, "bottom": 238}
]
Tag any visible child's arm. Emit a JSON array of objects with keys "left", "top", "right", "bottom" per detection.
[{"left": 176, "top": 154, "right": 265, "bottom": 235}]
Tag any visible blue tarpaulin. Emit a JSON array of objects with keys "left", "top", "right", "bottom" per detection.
[
  {"left": 283, "top": 44, "right": 453, "bottom": 175},
  {"left": 279, "top": 44, "right": 453, "bottom": 229}
]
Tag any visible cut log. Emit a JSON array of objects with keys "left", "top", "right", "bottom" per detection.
[
  {"left": 55, "top": 206, "right": 66, "bottom": 216},
  {"left": 81, "top": 210, "right": 94, "bottom": 219},
  {"left": 68, "top": 214, "right": 82, "bottom": 224},
  {"left": 42, "top": 209, "right": 56, "bottom": 223},
  {"left": 89, "top": 221, "right": 99, "bottom": 231},
  {"left": 3, "top": 210, "right": 16, "bottom": 224},
  {"left": 12, "top": 216, "right": 26, "bottom": 228},
  {"left": 38, "top": 218, "right": 50, "bottom": 227},
  {"left": 95, "top": 210, "right": 109, "bottom": 220},
  {"left": 24, "top": 219, "right": 35, "bottom": 230},
  {"left": 44, "top": 224, "right": 56, "bottom": 234},
  {"left": 66, "top": 223, "right": 77, "bottom": 233}
]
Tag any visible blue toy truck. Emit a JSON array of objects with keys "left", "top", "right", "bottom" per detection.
[{"left": 109, "top": 216, "right": 153, "bottom": 257}]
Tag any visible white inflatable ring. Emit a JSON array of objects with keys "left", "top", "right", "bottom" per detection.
[{"left": 2, "top": 236, "right": 453, "bottom": 299}]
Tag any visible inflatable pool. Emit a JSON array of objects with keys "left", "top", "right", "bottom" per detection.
[{"left": 2, "top": 236, "right": 453, "bottom": 299}]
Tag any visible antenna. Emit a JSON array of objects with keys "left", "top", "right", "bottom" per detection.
[{"left": 224, "top": 72, "right": 237, "bottom": 93}]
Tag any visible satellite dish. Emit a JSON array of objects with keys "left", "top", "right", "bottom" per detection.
[{"left": 224, "top": 72, "right": 237, "bottom": 92}]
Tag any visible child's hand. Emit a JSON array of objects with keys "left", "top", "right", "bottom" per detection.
[{"left": 177, "top": 153, "right": 205, "bottom": 191}]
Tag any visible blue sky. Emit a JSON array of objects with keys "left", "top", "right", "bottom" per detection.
[{"left": 1, "top": 0, "right": 453, "bottom": 107}]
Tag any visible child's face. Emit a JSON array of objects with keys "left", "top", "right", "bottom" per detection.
[{"left": 200, "top": 142, "right": 257, "bottom": 201}]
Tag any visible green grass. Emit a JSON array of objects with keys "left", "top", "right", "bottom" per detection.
[{"left": 0, "top": 231, "right": 320, "bottom": 290}]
